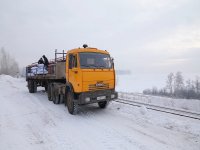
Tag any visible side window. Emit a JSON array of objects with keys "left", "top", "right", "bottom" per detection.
[
  {"left": 73, "top": 54, "right": 77, "bottom": 68},
  {"left": 69, "top": 54, "right": 73, "bottom": 69},
  {"left": 69, "top": 54, "right": 77, "bottom": 69}
]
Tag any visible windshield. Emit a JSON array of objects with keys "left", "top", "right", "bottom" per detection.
[{"left": 79, "top": 52, "right": 112, "bottom": 69}]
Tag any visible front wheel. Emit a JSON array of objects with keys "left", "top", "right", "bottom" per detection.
[
  {"left": 66, "top": 91, "right": 77, "bottom": 115},
  {"left": 98, "top": 101, "right": 108, "bottom": 108}
]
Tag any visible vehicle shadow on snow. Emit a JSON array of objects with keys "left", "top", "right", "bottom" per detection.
[{"left": 77, "top": 104, "right": 108, "bottom": 116}]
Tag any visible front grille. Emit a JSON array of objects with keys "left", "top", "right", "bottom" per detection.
[{"left": 88, "top": 83, "right": 109, "bottom": 91}]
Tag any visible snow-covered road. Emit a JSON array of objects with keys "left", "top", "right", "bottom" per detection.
[{"left": 0, "top": 75, "right": 200, "bottom": 150}]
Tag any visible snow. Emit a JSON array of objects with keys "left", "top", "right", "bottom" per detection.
[
  {"left": 0, "top": 75, "right": 200, "bottom": 150},
  {"left": 139, "top": 105, "right": 148, "bottom": 115},
  {"left": 119, "top": 92, "right": 200, "bottom": 112}
]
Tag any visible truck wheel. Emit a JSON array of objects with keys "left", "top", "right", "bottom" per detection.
[
  {"left": 33, "top": 81, "right": 37, "bottom": 93},
  {"left": 60, "top": 94, "right": 64, "bottom": 104},
  {"left": 98, "top": 101, "right": 108, "bottom": 108},
  {"left": 28, "top": 80, "right": 34, "bottom": 93},
  {"left": 53, "top": 93, "right": 60, "bottom": 104},
  {"left": 28, "top": 80, "right": 31, "bottom": 93},
  {"left": 66, "top": 91, "right": 77, "bottom": 115},
  {"left": 45, "top": 84, "right": 48, "bottom": 92},
  {"left": 47, "top": 84, "right": 52, "bottom": 101}
]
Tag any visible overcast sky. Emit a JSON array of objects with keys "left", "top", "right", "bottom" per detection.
[{"left": 0, "top": 0, "right": 200, "bottom": 76}]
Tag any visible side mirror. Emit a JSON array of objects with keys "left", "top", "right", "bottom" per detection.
[{"left": 111, "top": 57, "right": 114, "bottom": 68}]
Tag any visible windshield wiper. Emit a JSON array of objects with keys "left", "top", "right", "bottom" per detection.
[
  {"left": 81, "top": 65, "right": 108, "bottom": 69},
  {"left": 97, "top": 65, "right": 106, "bottom": 68}
]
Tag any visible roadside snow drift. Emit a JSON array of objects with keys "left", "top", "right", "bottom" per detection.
[
  {"left": 0, "top": 75, "right": 200, "bottom": 150},
  {"left": 119, "top": 92, "right": 200, "bottom": 112}
]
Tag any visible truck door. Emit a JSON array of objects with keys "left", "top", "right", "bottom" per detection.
[{"left": 68, "top": 53, "right": 80, "bottom": 92}]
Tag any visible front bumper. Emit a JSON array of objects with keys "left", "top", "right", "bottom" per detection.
[{"left": 77, "top": 90, "right": 118, "bottom": 105}]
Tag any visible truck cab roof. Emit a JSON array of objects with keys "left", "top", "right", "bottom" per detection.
[{"left": 67, "top": 47, "right": 110, "bottom": 55}]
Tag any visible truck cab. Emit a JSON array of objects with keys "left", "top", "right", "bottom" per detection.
[{"left": 65, "top": 46, "right": 118, "bottom": 114}]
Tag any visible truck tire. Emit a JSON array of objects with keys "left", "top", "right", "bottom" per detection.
[
  {"left": 60, "top": 94, "right": 64, "bottom": 104},
  {"left": 47, "top": 83, "right": 52, "bottom": 101},
  {"left": 33, "top": 81, "right": 37, "bottom": 93},
  {"left": 98, "top": 101, "right": 108, "bottom": 108},
  {"left": 66, "top": 91, "right": 77, "bottom": 115},
  {"left": 28, "top": 80, "right": 34, "bottom": 93},
  {"left": 53, "top": 93, "right": 60, "bottom": 104},
  {"left": 45, "top": 84, "right": 48, "bottom": 92}
]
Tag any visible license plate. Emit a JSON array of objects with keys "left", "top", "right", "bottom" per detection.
[{"left": 97, "top": 96, "right": 106, "bottom": 100}]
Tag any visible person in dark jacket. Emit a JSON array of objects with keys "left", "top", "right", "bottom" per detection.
[
  {"left": 42, "top": 55, "right": 49, "bottom": 69},
  {"left": 38, "top": 58, "right": 44, "bottom": 64}
]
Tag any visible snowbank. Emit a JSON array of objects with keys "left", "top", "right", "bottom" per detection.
[
  {"left": 0, "top": 75, "right": 200, "bottom": 150},
  {"left": 119, "top": 92, "right": 200, "bottom": 112}
]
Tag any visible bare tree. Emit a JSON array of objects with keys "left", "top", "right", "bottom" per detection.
[
  {"left": 152, "top": 86, "right": 158, "bottom": 95},
  {"left": 9, "top": 60, "right": 19, "bottom": 76},
  {"left": 194, "top": 76, "right": 200, "bottom": 94},
  {"left": 174, "top": 72, "right": 184, "bottom": 90},
  {"left": 0, "top": 47, "right": 19, "bottom": 76},
  {"left": 166, "top": 72, "right": 174, "bottom": 96},
  {"left": 0, "top": 47, "right": 9, "bottom": 74},
  {"left": 185, "top": 79, "right": 196, "bottom": 99},
  {"left": 143, "top": 72, "right": 200, "bottom": 100},
  {"left": 143, "top": 89, "right": 151, "bottom": 95}
]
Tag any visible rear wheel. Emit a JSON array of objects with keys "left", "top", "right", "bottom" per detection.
[
  {"left": 60, "top": 94, "right": 64, "bottom": 104},
  {"left": 28, "top": 80, "right": 34, "bottom": 93},
  {"left": 28, "top": 80, "right": 37, "bottom": 93},
  {"left": 47, "top": 83, "right": 52, "bottom": 101},
  {"left": 66, "top": 91, "right": 77, "bottom": 115},
  {"left": 33, "top": 81, "right": 37, "bottom": 93},
  {"left": 53, "top": 93, "right": 60, "bottom": 104},
  {"left": 98, "top": 101, "right": 108, "bottom": 108},
  {"left": 44, "top": 84, "right": 48, "bottom": 92}
]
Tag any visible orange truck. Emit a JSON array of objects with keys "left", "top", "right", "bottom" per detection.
[{"left": 26, "top": 45, "right": 118, "bottom": 114}]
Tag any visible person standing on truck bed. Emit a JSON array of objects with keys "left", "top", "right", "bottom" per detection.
[
  {"left": 38, "top": 58, "right": 44, "bottom": 64},
  {"left": 43, "top": 55, "right": 49, "bottom": 69}
]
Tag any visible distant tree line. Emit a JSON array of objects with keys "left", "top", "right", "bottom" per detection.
[
  {"left": 0, "top": 47, "right": 19, "bottom": 76},
  {"left": 143, "top": 72, "right": 200, "bottom": 100}
]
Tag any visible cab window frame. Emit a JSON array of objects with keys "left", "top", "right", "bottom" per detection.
[{"left": 69, "top": 53, "right": 78, "bottom": 69}]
